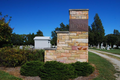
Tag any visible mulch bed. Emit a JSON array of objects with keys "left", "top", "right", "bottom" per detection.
[{"left": 0, "top": 64, "right": 99, "bottom": 80}]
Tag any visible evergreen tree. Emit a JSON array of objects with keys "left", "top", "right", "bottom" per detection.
[
  {"left": 89, "top": 26, "right": 94, "bottom": 45},
  {"left": 113, "top": 29, "right": 120, "bottom": 35},
  {"left": 36, "top": 30, "right": 43, "bottom": 36},
  {"left": 91, "top": 13, "right": 105, "bottom": 46}
]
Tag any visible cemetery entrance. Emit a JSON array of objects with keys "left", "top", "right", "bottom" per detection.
[{"left": 44, "top": 9, "right": 89, "bottom": 63}]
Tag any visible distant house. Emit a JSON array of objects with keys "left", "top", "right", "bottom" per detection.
[{"left": 34, "top": 36, "right": 51, "bottom": 49}]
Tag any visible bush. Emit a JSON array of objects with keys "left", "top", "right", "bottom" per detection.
[
  {"left": 20, "top": 61, "right": 94, "bottom": 80},
  {"left": 0, "top": 47, "right": 44, "bottom": 67},
  {"left": 20, "top": 61, "right": 44, "bottom": 76},
  {"left": 2, "top": 43, "right": 13, "bottom": 48},
  {"left": 0, "top": 47, "right": 26, "bottom": 67},
  {"left": 70, "top": 61, "right": 95, "bottom": 76},
  {"left": 39, "top": 61, "right": 77, "bottom": 80},
  {"left": 27, "top": 49, "right": 44, "bottom": 62}
]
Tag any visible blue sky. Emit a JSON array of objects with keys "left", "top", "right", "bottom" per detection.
[{"left": 0, "top": 0, "right": 120, "bottom": 37}]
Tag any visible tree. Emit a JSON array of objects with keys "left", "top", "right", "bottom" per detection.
[
  {"left": 106, "top": 34, "right": 118, "bottom": 48},
  {"left": 51, "top": 22, "right": 69, "bottom": 45},
  {"left": 91, "top": 13, "right": 105, "bottom": 46},
  {"left": 88, "top": 26, "right": 94, "bottom": 45},
  {"left": 11, "top": 30, "right": 43, "bottom": 45},
  {"left": 36, "top": 30, "right": 43, "bottom": 36},
  {"left": 116, "top": 40, "right": 120, "bottom": 47},
  {"left": 113, "top": 29, "right": 120, "bottom": 48},
  {"left": 0, "top": 12, "right": 13, "bottom": 47},
  {"left": 11, "top": 33, "right": 25, "bottom": 45},
  {"left": 113, "top": 29, "right": 120, "bottom": 35},
  {"left": 26, "top": 33, "right": 35, "bottom": 45}
]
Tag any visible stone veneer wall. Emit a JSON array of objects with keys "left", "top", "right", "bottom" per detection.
[{"left": 45, "top": 31, "right": 88, "bottom": 63}]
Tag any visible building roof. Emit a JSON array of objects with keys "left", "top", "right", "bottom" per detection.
[{"left": 34, "top": 36, "right": 51, "bottom": 40}]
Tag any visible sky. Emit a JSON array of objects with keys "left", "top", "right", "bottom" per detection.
[{"left": 0, "top": 0, "right": 120, "bottom": 37}]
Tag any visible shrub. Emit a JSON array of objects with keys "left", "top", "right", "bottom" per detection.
[
  {"left": 27, "top": 49, "right": 44, "bottom": 62},
  {"left": 20, "top": 61, "right": 44, "bottom": 76},
  {"left": 70, "top": 61, "right": 95, "bottom": 76},
  {"left": 2, "top": 43, "right": 13, "bottom": 48},
  {"left": 39, "top": 61, "right": 77, "bottom": 80},
  {"left": 20, "top": 61, "right": 95, "bottom": 80},
  {"left": 0, "top": 47, "right": 44, "bottom": 67},
  {"left": 0, "top": 48, "right": 27, "bottom": 67}
]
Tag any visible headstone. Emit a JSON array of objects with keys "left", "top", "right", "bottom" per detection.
[
  {"left": 90, "top": 45, "right": 93, "bottom": 48},
  {"left": 109, "top": 46, "right": 111, "bottom": 48},
  {"left": 106, "top": 43, "right": 107, "bottom": 48},
  {"left": 19, "top": 46, "right": 23, "bottom": 49},
  {"left": 113, "top": 45, "right": 117, "bottom": 48},
  {"left": 101, "top": 42, "right": 103, "bottom": 49},
  {"left": 118, "top": 46, "right": 120, "bottom": 48},
  {"left": 97, "top": 44, "right": 99, "bottom": 49},
  {"left": 107, "top": 45, "right": 110, "bottom": 50},
  {"left": 103, "top": 46, "right": 105, "bottom": 49},
  {"left": 52, "top": 45, "right": 55, "bottom": 48},
  {"left": 30, "top": 46, "right": 34, "bottom": 48}
]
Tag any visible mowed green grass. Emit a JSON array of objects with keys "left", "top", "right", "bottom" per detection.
[
  {"left": 90, "top": 48, "right": 120, "bottom": 55},
  {"left": 89, "top": 52, "right": 116, "bottom": 80},
  {"left": 0, "top": 70, "right": 22, "bottom": 80}
]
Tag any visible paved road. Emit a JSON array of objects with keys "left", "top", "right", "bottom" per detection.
[{"left": 89, "top": 49, "right": 120, "bottom": 80}]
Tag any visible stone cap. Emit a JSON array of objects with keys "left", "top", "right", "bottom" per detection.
[
  {"left": 56, "top": 31, "right": 69, "bottom": 33},
  {"left": 44, "top": 48, "right": 57, "bottom": 50},
  {"left": 69, "top": 9, "right": 89, "bottom": 11}
]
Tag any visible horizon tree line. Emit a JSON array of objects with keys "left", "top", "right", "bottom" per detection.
[{"left": 0, "top": 12, "right": 120, "bottom": 48}]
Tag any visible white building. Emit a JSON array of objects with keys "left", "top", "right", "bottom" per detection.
[{"left": 34, "top": 36, "right": 51, "bottom": 49}]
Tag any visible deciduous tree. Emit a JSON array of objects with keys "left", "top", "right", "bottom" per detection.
[
  {"left": 106, "top": 34, "right": 118, "bottom": 48},
  {"left": 0, "top": 12, "right": 13, "bottom": 47}
]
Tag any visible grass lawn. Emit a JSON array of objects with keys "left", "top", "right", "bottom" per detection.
[
  {"left": 90, "top": 48, "right": 120, "bottom": 55},
  {"left": 0, "top": 70, "right": 22, "bottom": 80},
  {"left": 89, "top": 52, "right": 116, "bottom": 80}
]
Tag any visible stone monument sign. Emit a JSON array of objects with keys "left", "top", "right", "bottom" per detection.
[{"left": 44, "top": 9, "right": 89, "bottom": 63}]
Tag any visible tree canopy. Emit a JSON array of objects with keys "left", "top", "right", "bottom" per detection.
[
  {"left": 51, "top": 22, "right": 69, "bottom": 45},
  {"left": 11, "top": 30, "right": 43, "bottom": 45},
  {"left": 105, "top": 34, "right": 118, "bottom": 47},
  {"left": 0, "top": 12, "right": 13, "bottom": 47},
  {"left": 113, "top": 29, "right": 120, "bottom": 35},
  {"left": 89, "top": 13, "right": 105, "bottom": 46},
  {"left": 36, "top": 30, "right": 43, "bottom": 36}
]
